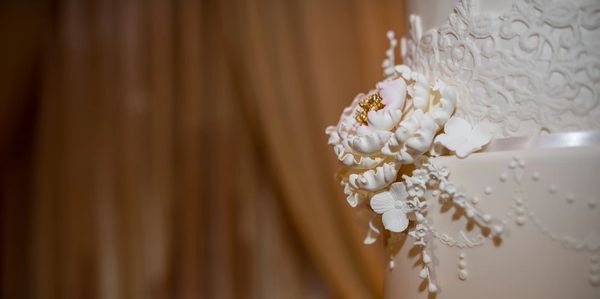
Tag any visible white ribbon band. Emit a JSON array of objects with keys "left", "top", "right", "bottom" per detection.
[{"left": 480, "top": 131, "right": 600, "bottom": 153}]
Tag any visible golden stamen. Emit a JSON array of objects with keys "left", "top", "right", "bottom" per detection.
[{"left": 355, "top": 92, "right": 384, "bottom": 125}]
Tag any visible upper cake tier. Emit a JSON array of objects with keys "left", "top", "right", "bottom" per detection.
[{"left": 401, "top": 0, "right": 600, "bottom": 137}]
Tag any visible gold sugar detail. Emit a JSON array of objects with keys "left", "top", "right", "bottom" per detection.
[{"left": 355, "top": 92, "right": 384, "bottom": 125}]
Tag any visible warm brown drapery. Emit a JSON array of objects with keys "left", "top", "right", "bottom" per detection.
[{"left": 0, "top": 0, "right": 406, "bottom": 298}]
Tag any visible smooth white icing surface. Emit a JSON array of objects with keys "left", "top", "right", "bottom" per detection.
[
  {"left": 406, "top": 0, "right": 590, "bottom": 32},
  {"left": 402, "top": 0, "right": 600, "bottom": 137},
  {"left": 385, "top": 145, "right": 600, "bottom": 298},
  {"left": 406, "top": 0, "right": 460, "bottom": 33}
]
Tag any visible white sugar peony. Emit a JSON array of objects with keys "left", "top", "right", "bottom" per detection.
[{"left": 326, "top": 65, "right": 457, "bottom": 223}]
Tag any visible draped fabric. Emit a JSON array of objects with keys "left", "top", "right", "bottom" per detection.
[{"left": 0, "top": 0, "right": 406, "bottom": 298}]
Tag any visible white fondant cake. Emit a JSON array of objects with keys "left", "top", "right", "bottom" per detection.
[
  {"left": 386, "top": 0, "right": 600, "bottom": 298},
  {"left": 402, "top": 0, "right": 600, "bottom": 137},
  {"left": 325, "top": 0, "right": 600, "bottom": 298},
  {"left": 385, "top": 145, "right": 600, "bottom": 298}
]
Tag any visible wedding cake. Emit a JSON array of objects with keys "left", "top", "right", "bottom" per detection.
[{"left": 326, "top": 0, "right": 600, "bottom": 298}]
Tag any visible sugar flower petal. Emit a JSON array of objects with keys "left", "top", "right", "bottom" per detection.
[
  {"left": 370, "top": 191, "right": 395, "bottom": 214},
  {"left": 377, "top": 78, "right": 407, "bottom": 110},
  {"left": 367, "top": 109, "right": 403, "bottom": 131},
  {"left": 436, "top": 117, "right": 493, "bottom": 158},
  {"left": 389, "top": 182, "right": 409, "bottom": 200},
  {"left": 382, "top": 209, "right": 409, "bottom": 232},
  {"left": 443, "top": 117, "right": 471, "bottom": 138}
]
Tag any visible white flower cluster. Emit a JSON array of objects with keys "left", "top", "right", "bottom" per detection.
[{"left": 325, "top": 31, "right": 500, "bottom": 294}]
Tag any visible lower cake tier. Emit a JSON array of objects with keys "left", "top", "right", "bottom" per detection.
[{"left": 384, "top": 145, "right": 600, "bottom": 299}]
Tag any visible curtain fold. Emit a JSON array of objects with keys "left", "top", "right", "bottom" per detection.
[
  {"left": 0, "top": 0, "right": 406, "bottom": 298},
  {"left": 225, "top": 1, "right": 406, "bottom": 298}
]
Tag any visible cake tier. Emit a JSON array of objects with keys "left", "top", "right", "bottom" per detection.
[
  {"left": 402, "top": 0, "right": 600, "bottom": 138},
  {"left": 384, "top": 145, "right": 600, "bottom": 298}
]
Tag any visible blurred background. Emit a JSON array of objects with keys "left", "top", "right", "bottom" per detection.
[{"left": 0, "top": 0, "right": 406, "bottom": 298}]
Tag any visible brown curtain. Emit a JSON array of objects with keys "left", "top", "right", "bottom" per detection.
[{"left": 0, "top": 0, "right": 406, "bottom": 298}]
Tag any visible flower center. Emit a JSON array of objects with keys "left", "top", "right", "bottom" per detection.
[
  {"left": 394, "top": 200, "right": 404, "bottom": 209},
  {"left": 355, "top": 92, "right": 385, "bottom": 125}
]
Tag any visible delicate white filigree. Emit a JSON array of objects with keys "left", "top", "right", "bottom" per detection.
[
  {"left": 502, "top": 155, "right": 600, "bottom": 254},
  {"left": 401, "top": 0, "right": 600, "bottom": 138},
  {"left": 390, "top": 159, "right": 504, "bottom": 292}
]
